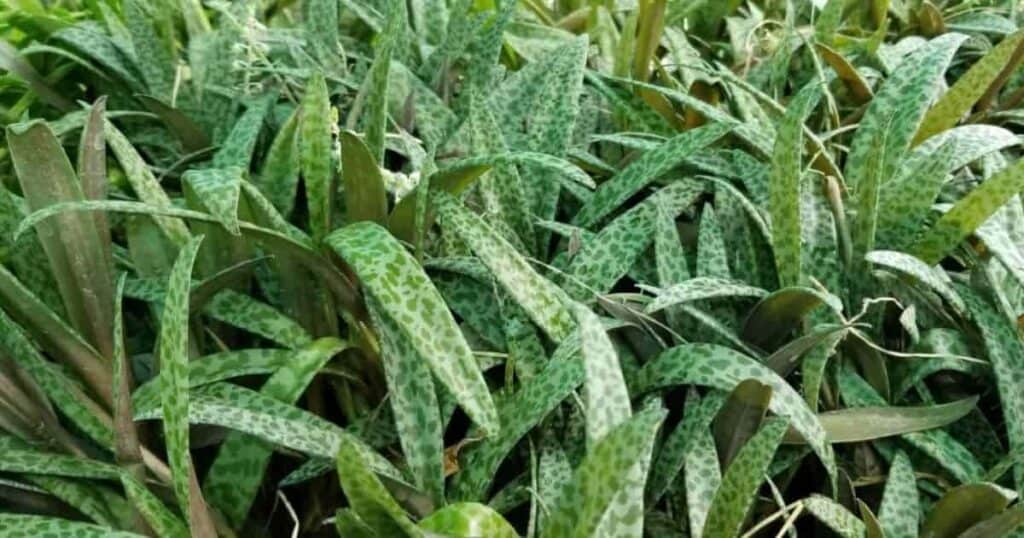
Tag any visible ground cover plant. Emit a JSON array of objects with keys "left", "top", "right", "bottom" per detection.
[{"left": 0, "top": 0, "right": 1022, "bottom": 536}]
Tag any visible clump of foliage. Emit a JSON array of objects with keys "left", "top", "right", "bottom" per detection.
[{"left": 0, "top": 0, "right": 1022, "bottom": 536}]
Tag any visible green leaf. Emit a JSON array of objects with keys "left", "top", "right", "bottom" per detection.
[
  {"left": 921, "top": 483, "right": 1016, "bottom": 538},
  {"left": 418, "top": 503, "right": 517, "bottom": 538},
  {"left": 203, "top": 338, "right": 347, "bottom": 528},
  {"left": 837, "top": 365, "right": 984, "bottom": 483},
  {"left": 879, "top": 451, "right": 919, "bottom": 538},
  {"left": 703, "top": 418, "right": 790, "bottom": 538},
  {"left": 541, "top": 406, "right": 666, "bottom": 538},
  {"left": 0, "top": 514, "right": 144, "bottom": 537},
  {"left": 465, "top": 93, "right": 534, "bottom": 248},
  {"left": 123, "top": 0, "right": 176, "bottom": 100},
  {"left": 340, "top": 131, "right": 388, "bottom": 225},
  {"left": 633, "top": 344, "right": 836, "bottom": 481},
  {"left": 301, "top": 71, "right": 334, "bottom": 242},
  {"left": 741, "top": 287, "right": 839, "bottom": 352},
  {"left": 787, "top": 396, "right": 979, "bottom": 444},
  {"left": 135, "top": 96, "right": 211, "bottom": 154},
  {"left": 7, "top": 120, "right": 116, "bottom": 361},
  {"left": 714, "top": 380, "right": 772, "bottom": 469},
  {"left": 0, "top": 263, "right": 111, "bottom": 409},
  {"left": 432, "top": 191, "right": 576, "bottom": 341},
  {"left": 574, "top": 303, "right": 630, "bottom": 445},
  {"left": 157, "top": 236, "right": 214, "bottom": 535},
  {"left": 913, "top": 158, "right": 1024, "bottom": 264},
  {"left": 573, "top": 123, "right": 732, "bottom": 228},
  {"left": 915, "top": 29, "right": 1024, "bottom": 143},
  {"left": 771, "top": 82, "right": 822, "bottom": 287},
  {"left": 326, "top": 222, "right": 498, "bottom": 433},
  {"left": 959, "top": 506, "right": 1024, "bottom": 538}
]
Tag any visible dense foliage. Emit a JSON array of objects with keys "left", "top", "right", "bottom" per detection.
[{"left": 0, "top": 0, "right": 1022, "bottom": 536}]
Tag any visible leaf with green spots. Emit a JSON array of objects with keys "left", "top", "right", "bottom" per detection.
[
  {"left": 913, "top": 158, "right": 1024, "bottom": 264},
  {"left": 844, "top": 33, "right": 966, "bottom": 190},
  {"left": 450, "top": 356, "right": 584, "bottom": 501},
  {"left": 326, "top": 222, "right": 498, "bottom": 433},
  {"left": 360, "top": 3, "right": 399, "bottom": 163},
  {"left": 182, "top": 167, "right": 243, "bottom": 235},
  {"left": 0, "top": 307, "right": 113, "bottom": 450},
  {"left": 104, "top": 122, "right": 191, "bottom": 246},
  {"left": 465, "top": 93, "right": 534, "bottom": 247},
  {"left": 301, "top": 71, "right": 334, "bottom": 242},
  {"left": 257, "top": 107, "right": 302, "bottom": 217},
  {"left": 875, "top": 139, "right": 956, "bottom": 250},
  {"left": 432, "top": 191, "right": 576, "bottom": 341},
  {"left": 363, "top": 294, "right": 445, "bottom": 504},
  {"left": 157, "top": 236, "right": 215, "bottom": 536},
  {"left": 572, "top": 302, "right": 646, "bottom": 538},
  {"left": 541, "top": 406, "right": 666, "bottom": 538},
  {"left": 771, "top": 82, "right": 821, "bottom": 287},
  {"left": 867, "top": 250, "right": 965, "bottom": 313},
  {"left": 959, "top": 285, "right": 1024, "bottom": 490},
  {"left": 0, "top": 450, "right": 120, "bottom": 480},
  {"left": 564, "top": 180, "right": 706, "bottom": 300},
  {"left": 803, "top": 495, "right": 867, "bottom": 538},
  {"left": 419, "top": 503, "right": 517, "bottom": 538},
  {"left": 203, "top": 338, "right": 347, "bottom": 528},
  {"left": 686, "top": 427, "right": 723, "bottom": 536},
  {"left": 633, "top": 344, "right": 836, "bottom": 481},
  {"left": 123, "top": 0, "right": 176, "bottom": 100},
  {"left": 879, "top": 451, "right": 919, "bottom": 538},
  {"left": 648, "top": 390, "right": 724, "bottom": 505},
  {"left": 703, "top": 417, "right": 789, "bottom": 538},
  {"left": 0, "top": 514, "right": 145, "bottom": 537},
  {"left": 336, "top": 433, "right": 422, "bottom": 538},
  {"left": 136, "top": 382, "right": 404, "bottom": 480},
  {"left": 915, "top": 30, "right": 1024, "bottom": 144},
  {"left": 573, "top": 123, "right": 732, "bottom": 228},
  {"left": 121, "top": 474, "right": 189, "bottom": 538},
  {"left": 213, "top": 96, "right": 273, "bottom": 170},
  {"left": 644, "top": 278, "right": 768, "bottom": 313}
]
